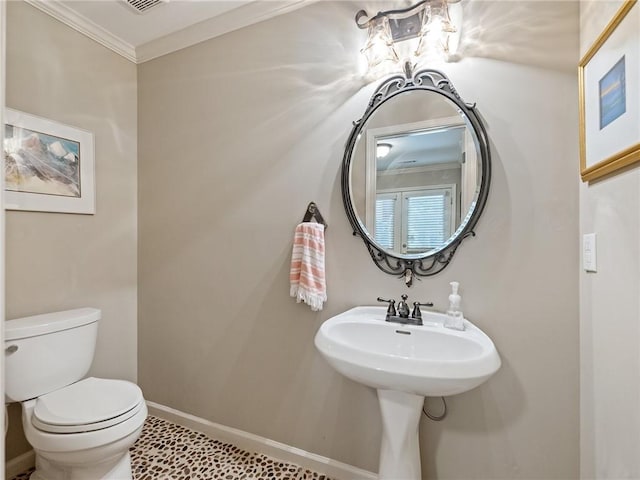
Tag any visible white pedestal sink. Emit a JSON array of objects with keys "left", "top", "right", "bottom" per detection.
[{"left": 314, "top": 306, "right": 501, "bottom": 480}]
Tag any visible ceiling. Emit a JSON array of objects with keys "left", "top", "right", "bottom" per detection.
[
  {"left": 377, "top": 126, "right": 465, "bottom": 171},
  {"left": 22, "top": 0, "right": 580, "bottom": 71},
  {"left": 24, "top": 0, "right": 313, "bottom": 63}
]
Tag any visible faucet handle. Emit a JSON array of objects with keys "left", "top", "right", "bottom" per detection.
[
  {"left": 411, "top": 301, "right": 434, "bottom": 319},
  {"left": 377, "top": 297, "right": 397, "bottom": 318}
]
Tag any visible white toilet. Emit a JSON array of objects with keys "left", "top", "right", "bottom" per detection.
[{"left": 5, "top": 308, "right": 147, "bottom": 480}]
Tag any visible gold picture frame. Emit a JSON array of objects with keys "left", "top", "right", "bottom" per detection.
[{"left": 579, "top": 0, "right": 640, "bottom": 182}]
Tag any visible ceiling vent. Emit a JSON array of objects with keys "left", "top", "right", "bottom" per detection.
[{"left": 121, "top": 0, "right": 168, "bottom": 15}]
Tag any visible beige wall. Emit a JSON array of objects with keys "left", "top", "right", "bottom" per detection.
[
  {"left": 139, "top": 2, "right": 580, "bottom": 478},
  {"left": 579, "top": 1, "right": 640, "bottom": 478},
  {"left": 4, "top": 1, "right": 138, "bottom": 462}
]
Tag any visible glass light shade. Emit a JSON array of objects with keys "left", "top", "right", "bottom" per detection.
[
  {"left": 414, "top": 25, "right": 450, "bottom": 58},
  {"left": 414, "top": 0, "right": 457, "bottom": 58},
  {"left": 361, "top": 17, "right": 399, "bottom": 68},
  {"left": 421, "top": 0, "right": 457, "bottom": 34}
]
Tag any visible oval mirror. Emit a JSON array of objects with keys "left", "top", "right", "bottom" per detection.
[{"left": 342, "top": 69, "right": 491, "bottom": 285}]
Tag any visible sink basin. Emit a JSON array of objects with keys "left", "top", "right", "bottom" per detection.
[
  {"left": 314, "top": 306, "right": 501, "bottom": 396},
  {"left": 314, "top": 306, "right": 501, "bottom": 480}
]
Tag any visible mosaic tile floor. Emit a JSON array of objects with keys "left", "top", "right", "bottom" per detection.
[{"left": 11, "top": 415, "right": 333, "bottom": 480}]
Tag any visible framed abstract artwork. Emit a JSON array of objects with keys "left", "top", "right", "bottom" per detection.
[
  {"left": 579, "top": 0, "right": 640, "bottom": 182},
  {"left": 4, "top": 108, "right": 95, "bottom": 214}
]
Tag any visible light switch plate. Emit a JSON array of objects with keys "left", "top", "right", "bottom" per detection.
[{"left": 583, "top": 233, "right": 597, "bottom": 272}]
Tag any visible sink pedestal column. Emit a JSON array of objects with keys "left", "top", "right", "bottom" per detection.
[{"left": 377, "top": 389, "right": 424, "bottom": 480}]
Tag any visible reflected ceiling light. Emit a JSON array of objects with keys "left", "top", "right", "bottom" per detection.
[
  {"left": 377, "top": 143, "right": 393, "bottom": 158},
  {"left": 356, "top": 0, "right": 461, "bottom": 76}
]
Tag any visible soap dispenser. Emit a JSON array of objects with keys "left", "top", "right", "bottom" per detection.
[{"left": 445, "top": 281, "right": 465, "bottom": 331}]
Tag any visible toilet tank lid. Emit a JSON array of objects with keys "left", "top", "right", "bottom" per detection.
[{"left": 6, "top": 308, "right": 101, "bottom": 341}]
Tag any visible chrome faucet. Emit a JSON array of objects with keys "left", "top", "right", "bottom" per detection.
[
  {"left": 397, "top": 294, "right": 410, "bottom": 318},
  {"left": 377, "top": 295, "right": 433, "bottom": 326}
]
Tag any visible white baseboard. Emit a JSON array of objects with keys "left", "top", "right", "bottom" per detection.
[
  {"left": 146, "top": 401, "right": 377, "bottom": 480},
  {"left": 5, "top": 450, "right": 35, "bottom": 479}
]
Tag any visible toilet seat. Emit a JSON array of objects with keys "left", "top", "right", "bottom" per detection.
[
  {"left": 32, "top": 377, "right": 144, "bottom": 434},
  {"left": 23, "top": 393, "right": 148, "bottom": 454}
]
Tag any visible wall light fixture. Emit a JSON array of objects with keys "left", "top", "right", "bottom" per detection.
[{"left": 356, "top": 0, "right": 462, "bottom": 76}]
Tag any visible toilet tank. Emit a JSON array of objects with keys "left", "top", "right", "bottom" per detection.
[{"left": 5, "top": 308, "right": 100, "bottom": 402}]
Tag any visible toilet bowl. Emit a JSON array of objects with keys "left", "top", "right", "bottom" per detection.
[{"left": 5, "top": 308, "right": 147, "bottom": 480}]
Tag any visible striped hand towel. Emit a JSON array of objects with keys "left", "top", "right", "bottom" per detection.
[{"left": 290, "top": 222, "right": 327, "bottom": 312}]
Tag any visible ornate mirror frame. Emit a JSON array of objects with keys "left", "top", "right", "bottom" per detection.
[{"left": 341, "top": 68, "right": 491, "bottom": 285}]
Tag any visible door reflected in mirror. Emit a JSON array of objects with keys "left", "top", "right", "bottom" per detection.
[{"left": 350, "top": 90, "right": 480, "bottom": 257}]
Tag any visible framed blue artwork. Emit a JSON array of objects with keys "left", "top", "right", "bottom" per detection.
[
  {"left": 599, "top": 56, "right": 626, "bottom": 130},
  {"left": 579, "top": 0, "right": 640, "bottom": 182}
]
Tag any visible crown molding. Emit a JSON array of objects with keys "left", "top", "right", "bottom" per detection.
[
  {"left": 23, "top": 0, "right": 315, "bottom": 65},
  {"left": 24, "top": 0, "right": 137, "bottom": 63},
  {"left": 135, "top": 0, "right": 315, "bottom": 63}
]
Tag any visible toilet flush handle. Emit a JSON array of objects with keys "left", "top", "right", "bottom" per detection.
[{"left": 5, "top": 345, "right": 18, "bottom": 354}]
